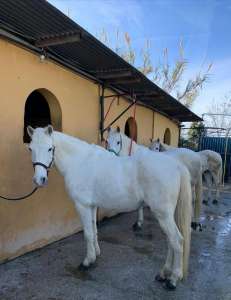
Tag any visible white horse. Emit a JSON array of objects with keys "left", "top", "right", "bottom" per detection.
[
  {"left": 198, "top": 150, "right": 222, "bottom": 204},
  {"left": 27, "top": 126, "right": 192, "bottom": 290},
  {"left": 107, "top": 129, "right": 202, "bottom": 231},
  {"left": 151, "top": 140, "right": 222, "bottom": 205}
]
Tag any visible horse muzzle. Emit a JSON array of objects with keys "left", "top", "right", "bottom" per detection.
[{"left": 33, "top": 175, "right": 48, "bottom": 187}]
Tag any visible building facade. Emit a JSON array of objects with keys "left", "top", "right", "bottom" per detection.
[{"left": 0, "top": 0, "right": 200, "bottom": 263}]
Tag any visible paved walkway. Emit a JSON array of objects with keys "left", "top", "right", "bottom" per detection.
[{"left": 0, "top": 191, "right": 230, "bottom": 300}]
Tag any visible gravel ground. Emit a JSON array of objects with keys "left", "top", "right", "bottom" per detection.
[{"left": 0, "top": 190, "right": 230, "bottom": 300}]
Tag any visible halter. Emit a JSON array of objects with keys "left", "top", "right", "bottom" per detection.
[
  {"left": 107, "top": 134, "right": 122, "bottom": 156},
  {"left": 33, "top": 147, "right": 55, "bottom": 175}
]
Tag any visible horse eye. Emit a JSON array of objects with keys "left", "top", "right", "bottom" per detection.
[
  {"left": 28, "top": 147, "right": 32, "bottom": 152},
  {"left": 117, "top": 141, "right": 120, "bottom": 145},
  {"left": 48, "top": 148, "right": 52, "bottom": 152}
]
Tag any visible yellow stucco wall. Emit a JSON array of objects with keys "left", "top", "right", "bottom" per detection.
[
  {"left": 0, "top": 38, "right": 179, "bottom": 262},
  {"left": 103, "top": 95, "right": 179, "bottom": 146},
  {"left": 153, "top": 113, "right": 179, "bottom": 146}
]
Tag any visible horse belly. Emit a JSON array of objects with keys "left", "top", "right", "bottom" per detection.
[{"left": 96, "top": 185, "right": 141, "bottom": 212}]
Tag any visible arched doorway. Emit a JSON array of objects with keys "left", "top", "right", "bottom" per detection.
[
  {"left": 124, "top": 117, "right": 137, "bottom": 142},
  {"left": 164, "top": 128, "right": 171, "bottom": 145},
  {"left": 24, "top": 89, "right": 62, "bottom": 143}
]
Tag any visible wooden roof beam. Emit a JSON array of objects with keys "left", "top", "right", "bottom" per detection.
[
  {"left": 136, "top": 91, "right": 159, "bottom": 97},
  {"left": 106, "top": 77, "right": 141, "bottom": 84},
  {"left": 35, "top": 31, "right": 81, "bottom": 47},
  {"left": 96, "top": 70, "right": 133, "bottom": 79},
  {"left": 142, "top": 95, "right": 165, "bottom": 100}
]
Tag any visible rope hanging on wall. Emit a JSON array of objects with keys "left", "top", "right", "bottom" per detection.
[{"left": 128, "top": 96, "right": 137, "bottom": 156}]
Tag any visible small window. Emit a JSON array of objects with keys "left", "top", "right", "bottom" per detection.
[
  {"left": 164, "top": 128, "right": 171, "bottom": 145},
  {"left": 23, "top": 89, "right": 62, "bottom": 143},
  {"left": 124, "top": 117, "right": 137, "bottom": 142},
  {"left": 24, "top": 91, "right": 51, "bottom": 143}
]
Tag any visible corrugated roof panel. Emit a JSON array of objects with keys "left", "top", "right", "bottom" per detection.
[{"left": 0, "top": 0, "right": 201, "bottom": 122}]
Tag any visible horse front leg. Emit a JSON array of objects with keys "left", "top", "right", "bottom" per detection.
[
  {"left": 92, "top": 207, "right": 100, "bottom": 256},
  {"left": 132, "top": 205, "right": 144, "bottom": 231},
  {"left": 75, "top": 203, "right": 96, "bottom": 270}
]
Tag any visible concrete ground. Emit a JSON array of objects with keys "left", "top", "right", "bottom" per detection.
[{"left": 0, "top": 190, "right": 230, "bottom": 300}]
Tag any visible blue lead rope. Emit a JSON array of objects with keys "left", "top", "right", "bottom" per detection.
[{"left": 108, "top": 149, "right": 119, "bottom": 156}]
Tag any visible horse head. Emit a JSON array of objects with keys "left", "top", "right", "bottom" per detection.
[
  {"left": 27, "top": 125, "right": 55, "bottom": 187},
  {"left": 149, "top": 138, "right": 161, "bottom": 152},
  {"left": 106, "top": 126, "right": 123, "bottom": 156}
]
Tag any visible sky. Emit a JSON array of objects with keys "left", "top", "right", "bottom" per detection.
[{"left": 48, "top": 0, "right": 231, "bottom": 118}]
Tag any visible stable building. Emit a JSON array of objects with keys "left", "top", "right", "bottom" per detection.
[{"left": 0, "top": 0, "right": 200, "bottom": 263}]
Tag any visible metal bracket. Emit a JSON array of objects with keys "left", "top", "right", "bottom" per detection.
[{"left": 99, "top": 86, "right": 136, "bottom": 141}]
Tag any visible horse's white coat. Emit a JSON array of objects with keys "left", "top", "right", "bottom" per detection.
[
  {"left": 107, "top": 130, "right": 202, "bottom": 226},
  {"left": 151, "top": 140, "right": 223, "bottom": 203},
  {"left": 199, "top": 150, "right": 222, "bottom": 203},
  {"left": 150, "top": 139, "right": 203, "bottom": 223},
  {"left": 28, "top": 126, "right": 192, "bottom": 288}
]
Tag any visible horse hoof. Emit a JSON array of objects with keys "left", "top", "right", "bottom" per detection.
[
  {"left": 155, "top": 274, "right": 166, "bottom": 282},
  {"left": 163, "top": 279, "right": 176, "bottom": 290},
  {"left": 132, "top": 222, "right": 142, "bottom": 231},
  {"left": 78, "top": 263, "right": 90, "bottom": 271},
  {"left": 212, "top": 199, "right": 218, "bottom": 205}
]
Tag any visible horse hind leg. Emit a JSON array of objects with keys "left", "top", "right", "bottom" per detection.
[
  {"left": 192, "top": 175, "right": 203, "bottom": 231},
  {"left": 132, "top": 205, "right": 144, "bottom": 231},
  {"left": 211, "top": 171, "right": 220, "bottom": 205},
  {"left": 155, "top": 213, "right": 183, "bottom": 290},
  {"left": 155, "top": 244, "right": 173, "bottom": 282}
]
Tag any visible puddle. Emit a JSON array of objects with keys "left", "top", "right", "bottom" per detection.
[
  {"left": 65, "top": 265, "right": 94, "bottom": 281},
  {"left": 223, "top": 210, "right": 231, "bottom": 217},
  {"left": 201, "top": 252, "right": 211, "bottom": 257}
]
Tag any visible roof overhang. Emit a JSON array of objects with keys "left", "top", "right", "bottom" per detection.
[{"left": 0, "top": 0, "right": 202, "bottom": 122}]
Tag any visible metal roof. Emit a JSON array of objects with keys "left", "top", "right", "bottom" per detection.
[{"left": 0, "top": 0, "right": 201, "bottom": 122}]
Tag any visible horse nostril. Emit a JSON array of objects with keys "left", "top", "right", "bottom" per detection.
[{"left": 41, "top": 177, "right": 46, "bottom": 184}]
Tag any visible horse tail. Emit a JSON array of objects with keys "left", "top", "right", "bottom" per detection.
[
  {"left": 194, "top": 171, "right": 202, "bottom": 222},
  {"left": 175, "top": 166, "right": 192, "bottom": 279}
]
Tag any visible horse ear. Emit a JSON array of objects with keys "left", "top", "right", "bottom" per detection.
[
  {"left": 116, "top": 126, "right": 120, "bottom": 133},
  {"left": 150, "top": 138, "right": 153, "bottom": 143},
  {"left": 157, "top": 138, "right": 160, "bottom": 142},
  {"left": 45, "top": 125, "right": 53, "bottom": 136},
  {"left": 27, "top": 126, "right": 34, "bottom": 138}
]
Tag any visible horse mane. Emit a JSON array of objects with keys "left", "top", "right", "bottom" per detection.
[{"left": 53, "top": 131, "right": 107, "bottom": 156}]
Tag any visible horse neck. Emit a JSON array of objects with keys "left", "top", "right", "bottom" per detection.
[
  {"left": 52, "top": 131, "right": 91, "bottom": 175},
  {"left": 121, "top": 134, "right": 140, "bottom": 155}
]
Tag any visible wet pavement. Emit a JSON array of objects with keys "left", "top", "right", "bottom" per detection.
[{"left": 0, "top": 190, "right": 230, "bottom": 300}]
